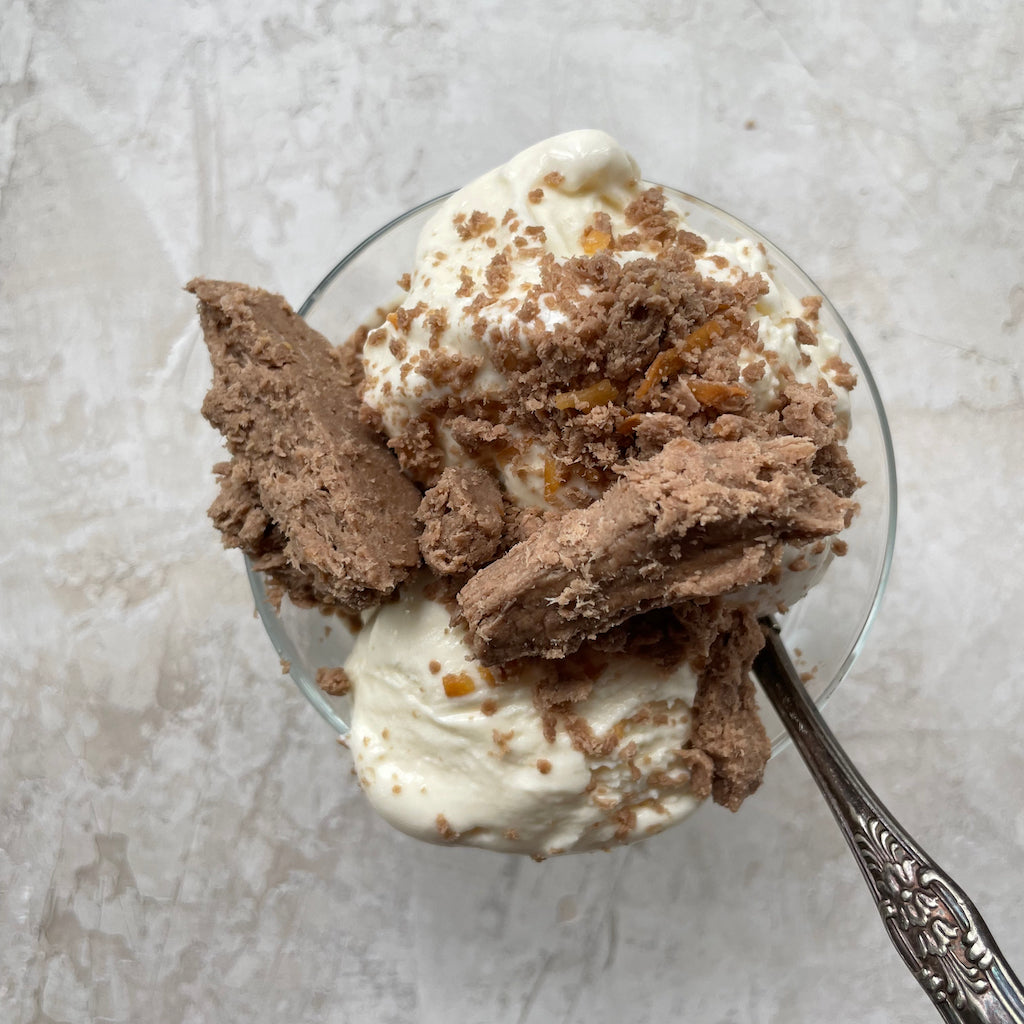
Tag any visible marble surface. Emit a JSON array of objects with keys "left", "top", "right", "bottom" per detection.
[{"left": 2, "top": 1, "right": 1022, "bottom": 1021}]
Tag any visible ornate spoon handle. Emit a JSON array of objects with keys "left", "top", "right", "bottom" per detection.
[{"left": 754, "top": 621, "right": 1024, "bottom": 1023}]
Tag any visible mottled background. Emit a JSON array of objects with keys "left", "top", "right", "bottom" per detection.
[{"left": 2, "top": 1, "right": 1022, "bottom": 1021}]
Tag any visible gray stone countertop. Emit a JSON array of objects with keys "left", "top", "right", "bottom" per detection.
[{"left": 2, "top": 2, "right": 1021, "bottom": 1021}]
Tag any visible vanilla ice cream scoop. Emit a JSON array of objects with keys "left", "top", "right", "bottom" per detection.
[{"left": 347, "top": 576, "right": 703, "bottom": 856}]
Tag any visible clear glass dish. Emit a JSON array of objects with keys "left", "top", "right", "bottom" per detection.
[{"left": 246, "top": 187, "right": 898, "bottom": 757}]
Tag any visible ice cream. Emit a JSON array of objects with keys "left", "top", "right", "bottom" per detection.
[
  {"left": 193, "top": 130, "right": 859, "bottom": 858},
  {"left": 346, "top": 575, "right": 708, "bottom": 855}
]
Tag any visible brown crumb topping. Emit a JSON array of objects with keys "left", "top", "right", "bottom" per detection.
[
  {"left": 794, "top": 318, "right": 818, "bottom": 349},
  {"left": 456, "top": 267, "right": 474, "bottom": 298},
  {"left": 801, "top": 295, "right": 822, "bottom": 322},
  {"left": 316, "top": 666, "right": 352, "bottom": 696},
  {"left": 492, "top": 728, "right": 515, "bottom": 757},
  {"left": 454, "top": 210, "right": 497, "bottom": 240},
  {"left": 436, "top": 814, "right": 460, "bottom": 841},
  {"left": 822, "top": 354, "right": 857, "bottom": 390}
]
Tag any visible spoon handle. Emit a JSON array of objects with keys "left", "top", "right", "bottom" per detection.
[{"left": 754, "top": 621, "right": 1024, "bottom": 1024}]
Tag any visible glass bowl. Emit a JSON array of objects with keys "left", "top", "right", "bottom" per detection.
[{"left": 247, "top": 187, "right": 897, "bottom": 757}]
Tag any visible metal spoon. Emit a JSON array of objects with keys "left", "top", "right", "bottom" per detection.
[{"left": 754, "top": 620, "right": 1024, "bottom": 1023}]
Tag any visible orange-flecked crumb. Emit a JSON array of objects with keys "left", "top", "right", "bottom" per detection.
[
  {"left": 688, "top": 379, "right": 749, "bottom": 410},
  {"left": 494, "top": 445, "right": 519, "bottom": 467},
  {"left": 442, "top": 672, "right": 476, "bottom": 697},
  {"left": 636, "top": 347, "right": 686, "bottom": 400},
  {"left": 552, "top": 379, "right": 619, "bottom": 411},
  {"left": 635, "top": 321, "right": 730, "bottom": 401},
  {"left": 682, "top": 319, "right": 725, "bottom": 352},
  {"left": 543, "top": 458, "right": 569, "bottom": 499},
  {"left": 581, "top": 227, "right": 612, "bottom": 254},
  {"left": 616, "top": 413, "right": 644, "bottom": 436}
]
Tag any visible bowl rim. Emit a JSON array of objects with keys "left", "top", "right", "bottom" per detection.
[{"left": 249, "top": 186, "right": 899, "bottom": 750}]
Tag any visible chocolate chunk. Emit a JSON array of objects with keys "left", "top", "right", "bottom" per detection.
[
  {"left": 316, "top": 666, "right": 352, "bottom": 696},
  {"left": 689, "top": 608, "right": 771, "bottom": 810},
  {"left": 190, "top": 278, "right": 422, "bottom": 612},
  {"left": 416, "top": 466, "right": 504, "bottom": 575},
  {"left": 458, "top": 436, "right": 853, "bottom": 664}
]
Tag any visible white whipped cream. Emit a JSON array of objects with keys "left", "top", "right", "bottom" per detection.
[{"left": 347, "top": 577, "right": 702, "bottom": 856}]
